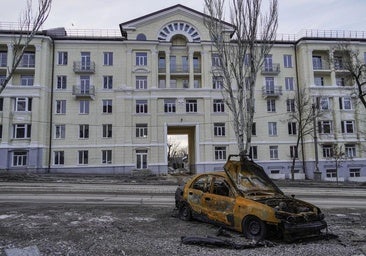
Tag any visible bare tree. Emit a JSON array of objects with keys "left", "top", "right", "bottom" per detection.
[
  {"left": 204, "top": 0, "right": 278, "bottom": 157},
  {"left": 0, "top": 0, "right": 52, "bottom": 94},
  {"left": 330, "top": 144, "right": 347, "bottom": 185},
  {"left": 287, "top": 88, "right": 323, "bottom": 180},
  {"left": 331, "top": 43, "right": 366, "bottom": 109}
]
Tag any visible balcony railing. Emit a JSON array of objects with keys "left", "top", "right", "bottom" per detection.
[
  {"left": 158, "top": 65, "right": 201, "bottom": 73},
  {"left": 72, "top": 85, "right": 95, "bottom": 98},
  {"left": 73, "top": 61, "right": 95, "bottom": 73},
  {"left": 262, "top": 86, "right": 282, "bottom": 98},
  {"left": 261, "top": 64, "right": 280, "bottom": 75}
]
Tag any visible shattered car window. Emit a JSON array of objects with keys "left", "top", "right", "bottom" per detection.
[
  {"left": 191, "top": 175, "right": 212, "bottom": 192},
  {"left": 237, "top": 173, "right": 277, "bottom": 193}
]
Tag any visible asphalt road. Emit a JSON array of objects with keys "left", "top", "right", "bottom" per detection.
[{"left": 0, "top": 182, "right": 365, "bottom": 208}]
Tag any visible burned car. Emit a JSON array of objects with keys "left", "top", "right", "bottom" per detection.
[{"left": 175, "top": 155, "right": 327, "bottom": 241}]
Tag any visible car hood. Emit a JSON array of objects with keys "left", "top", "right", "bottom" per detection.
[{"left": 223, "top": 155, "right": 284, "bottom": 196}]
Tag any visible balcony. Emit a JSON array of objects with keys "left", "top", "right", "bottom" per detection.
[
  {"left": 158, "top": 65, "right": 201, "bottom": 74},
  {"left": 262, "top": 86, "right": 282, "bottom": 98},
  {"left": 73, "top": 61, "right": 95, "bottom": 73},
  {"left": 72, "top": 85, "right": 95, "bottom": 98},
  {"left": 261, "top": 64, "right": 280, "bottom": 75}
]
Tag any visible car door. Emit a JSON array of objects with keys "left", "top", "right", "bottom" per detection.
[
  {"left": 202, "top": 176, "right": 236, "bottom": 226},
  {"left": 186, "top": 175, "right": 212, "bottom": 214}
]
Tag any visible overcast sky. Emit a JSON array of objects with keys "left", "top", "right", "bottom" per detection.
[{"left": 1, "top": 0, "right": 366, "bottom": 34}]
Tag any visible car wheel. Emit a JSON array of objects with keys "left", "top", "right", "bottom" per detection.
[
  {"left": 242, "top": 216, "right": 266, "bottom": 241},
  {"left": 179, "top": 202, "right": 192, "bottom": 221}
]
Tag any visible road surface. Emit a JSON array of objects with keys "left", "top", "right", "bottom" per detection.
[{"left": 0, "top": 182, "right": 365, "bottom": 208}]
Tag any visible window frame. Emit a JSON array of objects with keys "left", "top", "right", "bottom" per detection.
[
  {"left": 102, "top": 124, "right": 113, "bottom": 138},
  {"left": 164, "top": 99, "right": 176, "bottom": 113},
  {"left": 55, "top": 100, "right": 66, "bottom": 114},
  {"left": 213, "top": 99, "right": 225, "bottom": 113},
  {"left": 136, "top": 52, "right": 147, "bottom": 66},
  {"left": 268, "top": 122, "right": 277, "bottom": 136},
  {"left": 102, "top": 99, "right": 113, "bottom": 114},
  {"left": 56, "top": 75, "right": 67, "bottom": 90},
  {"left": 13, "top": 124, "right": 31, "bottom": 139},
  {"left": 103, "top": 75, "right": 113, "bottom": 89},
  {"left": 78, "top": 150, "right": 88, "bottom": 165},
  {"left": 269, "top": 145, "right": 279, "bottom": 159},
  {"left": 214, "top": 123, "right": 226, "bottom": 136},
  {"left": 186, "top": 99, "right": 198, "bottom": 113},
  {"left": 54, "top": 151, "right": 65, "bottom": 165},
  {"left": 102, "top": 150, "right": 112, "bottom": 164},
  {"left": 79, "top": 124, "right": 89, "bottom": 139},
  {"left": 57, "top": 51, "right": 68, "bottom": 65},
  {"left": 283, "top": 54, "right": 292, "bottom": 68},
  {"left": 55, "top": 124, "right": 65, "bottom": 139},
  {"left": 136, "top": 100, "right": 148, "bottom": 114},
  {"left": 103, "top": 52, "right": 113, "bottom": 66},
  {"left": 136, "top": 149, "right": 148, "bottom": 169},
  {"left": 136, "top": 123, "right": 148, "bottom": 138},
  {"left": 214, "top": 146, "right": 227, "bottom": 161},
  {"left": 12, "top": 151, "right": 28, "bottom": 167}
]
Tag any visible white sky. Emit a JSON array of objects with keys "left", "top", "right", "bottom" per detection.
[{"left": 1, "top": 0, "right": 366, "bottom": 34}]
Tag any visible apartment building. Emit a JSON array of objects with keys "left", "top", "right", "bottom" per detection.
[{"left": 0, "top": 5, "right": 365, "bottom": 181}]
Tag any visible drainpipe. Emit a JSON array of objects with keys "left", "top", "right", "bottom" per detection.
[{"left": 47, "top": 37, "right": 55, "bottom": 173}]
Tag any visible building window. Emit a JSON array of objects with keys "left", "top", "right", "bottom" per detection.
[
  {"left": 341, "top": 120, "right": 355, "bottom": 134},
  {"left": 102, "top": 99, "right": 112, "bottom": 113},
  {"left": 103, "top": 76, "right": 113, "bottom": 89},
  {"left": 102, "top": 150, "right": 112, "bottom": 164},
  {"left": 336, "top": 77, "right": 345, "bottom": 86},
  {"left": 285, "top": 77, "right": 294, "bottom": 91},
  {"left": 265, "top": 77, "right": 275, "bottom": 93},
  {"left": 283, "top": 55, "right": 292, "bottom": 68},
  {"left": 136, "top": 149, "right": 148, "bottom": 169},
  {"left": 252, "top": 123, "right": 256, "bottom": 136},
  {"left": 214, "top": 146, "right": 226, "bottom": 160},
  {"left": 136, "top": 76, "right": 147, "bottom": 89},
  {"left": 288, "top": 122, "right": 297, "bottom": 135},
  {"left": 194, "top": 79, "right": 201, "bottom": 88},
  {"left": 334, "top": 56, "right": 343, "bottom": 70},
  {"left": 268, "top": 122, "right": 277, "bottom": 136},
  {"left": 290, "top": 145, "right": 298, "bottom": 159},
  {"left": 78, "top": 150, "right": 88, "bottom": 165},
  {"left": 0, "top": 51, "right": 7, "bottom": 66},
  {"left": 103, "top": 52, "right": 113, "bottom": 66},
  {"left": 136, "top": 124, "right": 148, "bottom": 138},
  {"left": 186, "top": 99, "right": 197, "bottom": 113},
  {"left": 312, "top": 56, "right": 322, "bottom": 69},
  {"left": 213, "top": 76, "right": 223, "bottom": 89},
  {"left": 136, "top": 100, "right": 148, "bottom": 113},
  {"left": 244, "top": 54, "right": 250, "bottom": 66},
  {"left": 318, "top": 97, "right": 330, "bottom": 110},
  {"left": 79, "top": 124, "right": 89, "bottom": 139},
  {"left": 349, "top": 168, "right": 360, "bottom": 178},
  {"left": 102, "top": 124, "right": 112, "bottom": 138},
  {"left": 322, "top": 145, "right": 334, "bottom": 158},
  {"left": 314, "top": 76, "right": 324, "bottom": 86},
  {"left": 318, "top": 120, "right": 332, "bottom": 134},
  {"left": 345, "top": 144, "right": 356, "bottom": 158},
  {"left": 269, "top": 146, "right": 278, "bottom": 159},
  {"left": 57, "top": 75, "right": 67, "bottom": 89},
  {"left": 21, "top": 52, "right": 35, "bottom": 67},
  {"left": 326, "top": 169, "right": 337, "bottom": 178},
  {"left": 21, "top": 75, "right": 34, "bottom": 86},
  {"left": 55, "top": 124, "right": 65, "bottom": 139},
  {"left": 267, "top": 99, "right": 276, "bottom": 112},
  {"left": 58, "top": 51, "right": 68, "bottom": 65},
  {"left": 136, "top": 52, "right": 147, "bottom": 66},
  {"left": 13, "top": 124, "right": 31, "bottom": 139},
  {"left": 54, "top": 151, "right": 64, "bottom": 165},
  {"left": 80, "top": 75, "right": 91, "bottom": 94},
  {"left": 286, "top": 99, "right": 295, "bottom": 112},
  {"left": 263, "top": 55, "right": 273, "bottom": 71},
  {"left": 214, "top": 123, "right": 226, "bottom": 136},
  {"left": 0, "top": 76, "right": 5, "bottom": 87},
  {"left": 339, "top": 97, "right": 352, "bottom": 110},
  {"left": 213, "top": 99, "right": 224, "bottom": 113},
  {"left": 15, "top": 97, "right": 32, "bottom": 112},
  {"left": 12, "top": 151, "right": 28, "bottom": 166},
  {"left": 78, "top": 100, "right": 89, "bottom": 114},
  {"left": 249, "top": 146, "right": 258, "bottom": 160},
  {"left": 212, "top": 53, "right": 221, "bottom": 67},
  {"left": 55, "top": 100, "right": 66, "bottom": 114},
  {"left": 164, "top": 99, "right": 176, "bottom": 113}
]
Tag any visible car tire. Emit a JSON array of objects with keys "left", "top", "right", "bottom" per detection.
[
  {"left": 179, "top": 202, "right": 192, "bottom": 221},
  {"left": 242, "top": 215, "right": 266, "bottom": 241}
]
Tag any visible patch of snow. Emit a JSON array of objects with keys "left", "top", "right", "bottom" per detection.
[
  {"left": 88, "top": 216, "right": 116, "bottom": 223},
  {"left": 0, "top": 214, "right": 15, "bottom": 220}
]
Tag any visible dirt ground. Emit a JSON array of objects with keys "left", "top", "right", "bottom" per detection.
[{"left": 0, "top": 203, "right": 365, "bottom": 256}]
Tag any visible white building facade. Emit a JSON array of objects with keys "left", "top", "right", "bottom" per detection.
[{"left": 0, "top": 5, "right": 365, "bottom": 181}]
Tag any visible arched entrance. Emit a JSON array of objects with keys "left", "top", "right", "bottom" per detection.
[{"left": 167, "top": 126, "right": 196, "bottom": 174}]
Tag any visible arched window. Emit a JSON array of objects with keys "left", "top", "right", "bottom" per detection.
[
  {"left": 136, "top": 33, "right": 147, "bottom": 41},
  {"left": 171, "top": 35, "right": 187, "bottom": 46}
]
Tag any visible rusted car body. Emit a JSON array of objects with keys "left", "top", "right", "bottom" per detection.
[{"left": 175, "top": 155, "right": 327, "bottom": 241}]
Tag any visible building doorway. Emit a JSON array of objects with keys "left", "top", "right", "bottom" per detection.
[{"left": 167, "top": 126, "right": 196, "bottom": 174}]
